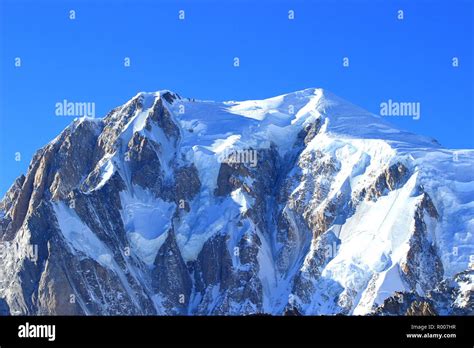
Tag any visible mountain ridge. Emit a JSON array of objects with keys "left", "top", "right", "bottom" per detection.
[{"left": 0, "top": 88, "right": 472, "bottom": 315}]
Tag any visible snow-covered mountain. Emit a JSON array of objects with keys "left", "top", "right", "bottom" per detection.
[{"left": 0, "top": 88, "right": 472, "bottom": 315}]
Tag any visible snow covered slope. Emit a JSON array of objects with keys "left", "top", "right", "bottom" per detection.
[{"left": 0, "top": 88, "right": 472, "bottom": 315}]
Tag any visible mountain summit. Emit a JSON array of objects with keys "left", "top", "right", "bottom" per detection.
[{"left": 0, "top": 88, "right": 473, "bottom": 315}]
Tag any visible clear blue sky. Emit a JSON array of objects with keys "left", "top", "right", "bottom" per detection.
[{"left": 0, "top": 0, "right": 473, "bottom": 195}]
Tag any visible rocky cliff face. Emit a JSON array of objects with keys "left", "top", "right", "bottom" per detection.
[{"left": 0, "top": 88, "right": 473, "bottom": 315}]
